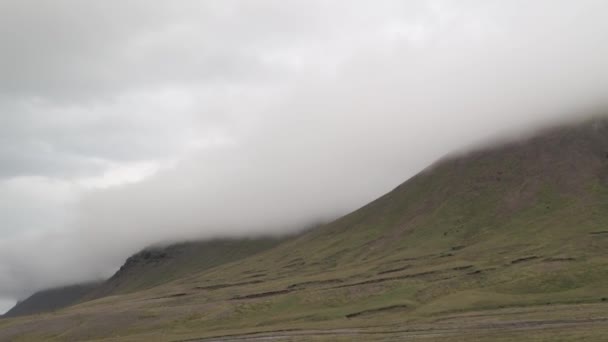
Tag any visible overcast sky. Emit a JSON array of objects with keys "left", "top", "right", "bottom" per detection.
[{"left": 1, "top": 1, "right": 608, "bottom": 313}]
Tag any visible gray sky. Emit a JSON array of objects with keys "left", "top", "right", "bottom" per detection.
[{"left": 1, "top": 0, "right": 608, "bottom": 314}]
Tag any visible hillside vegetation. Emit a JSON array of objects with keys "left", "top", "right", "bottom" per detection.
[
  {"left": 3, "top": 238, "right": 283, "bottom": 319},
  {"left": 1, "top": 118, "right": 608, "bottom": 341},
  {"left": 2, "top": 283, "right": 100, "bottom": 319}
]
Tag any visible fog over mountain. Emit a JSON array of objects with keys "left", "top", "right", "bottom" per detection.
[{"left": 1, "top": 0, "right": 608, "bottom": 313}]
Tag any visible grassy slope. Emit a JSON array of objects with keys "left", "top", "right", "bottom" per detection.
[
  {"left": 1, "top": 119, "right": 608, "bottom": 341},
  {"left": 87, "top": 237, "right": 284, "bottom": 299},
  {"left": 2, "top": 283, "right": 101, "bottom": 319},
  {"left": 0, "top": 238, "right": 283, "bottom": 319}
]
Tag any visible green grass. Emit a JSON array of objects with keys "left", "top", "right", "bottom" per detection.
[{"left": 3, "top": 119, "right": 608, "bottom": 341}]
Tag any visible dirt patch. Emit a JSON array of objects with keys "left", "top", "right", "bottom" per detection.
[
  {"left": 511, "top": 256, "right": 540, "bottom": 264},
  {"left": 453, "top": 265, "right": 474, "bottom": 271},
  {"left": 195, "top": 280, "right": 264, "bottom": 291},
  {"left": 287, "top": 279, "right": 344, "bottom": 290},
  {"left": 377, "top": 265, "right": 412, "bottom": 275},
  {"left": 283, "top": 258, "right": 306, "bottom": 268},
  {"left": 334, "top": 270, "right": 440, "bottom": 289},
  {"left": 391, "top": 254, "right": 438, "bottom": 263},
  {"left": 244, "top": 273, "right": 267, "bottom": 279},
  {"left": 345, "top": 305, "right": 409, "bottom": 319},
  {"left": 152, "top": 293, "right": 189, "bottom": 300},
  {"left": 232, "top": 289, "right": 292, "bottom": 300},
  {"left": 242, "top": 269, "right": 261, "bottom": 275},
  {"left": 543, "top": 257, "right": 576, "bottom": 262}
]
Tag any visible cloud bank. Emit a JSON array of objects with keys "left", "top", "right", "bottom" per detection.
[{"left": 1, "top": 0, "right": 608, "bottom": 312}]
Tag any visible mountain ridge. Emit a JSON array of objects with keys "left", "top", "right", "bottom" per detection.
[
  {"left": 1, "top": 117, "right": 607, "bottom": 341},
  {"left": 2, "top": 237, "right": 284, "bottom": 318},
  {"left": 2, "top": 283, "right": 101, "bottom": 319}
]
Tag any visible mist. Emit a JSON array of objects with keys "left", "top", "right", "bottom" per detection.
[{"left": 1, "top": 0, "right": 608, "bottom": 313}]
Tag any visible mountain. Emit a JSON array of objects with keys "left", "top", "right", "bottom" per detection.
[
  {"left": 86, "top": 237, "right": 285, "bottom": 299},
  {"left": 2, "top": 283, "right": 100, "bottom": 318},
  {"left": 1, "top": 118, "right": 607, "bottom": 341},
  {"left": 0, "top": 237, "right": 284, "bottom": 319}
]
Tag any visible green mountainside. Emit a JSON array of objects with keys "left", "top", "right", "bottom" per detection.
[
  {"left": 2, "top": 238, "right": 283, "bottom": 319},
  {"left": 87, "top": 237, "right": 284, "bottom": 299},
  {"left": 1, "top": 118, "right": 607, "bottom": 341}
]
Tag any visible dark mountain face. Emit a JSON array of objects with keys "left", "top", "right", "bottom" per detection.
[
  {"left": 2, "top": 283, "right": 100, "bottom": 318},
  {"left": 2, "top": 237, "right": 284, "bottom": 319},
  {"left": 85, "top": 237, "right": 285, "bottom": 299}
]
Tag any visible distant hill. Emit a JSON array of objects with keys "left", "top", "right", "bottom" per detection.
[
  {"left": 2, "top": 118, "right": 608, "bottom": 341},
  {"left": 2, "top": 283, "right": 100, "bottom": 318},
  {"left": 86, "top": 237, "right": 285, "bottom": 299},
  {"left": 2, "top": 237, "right": 284, "bottom": 319}
]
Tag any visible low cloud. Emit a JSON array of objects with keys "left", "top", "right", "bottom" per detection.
[{"left": 1, "top": 0, "right": 608, "bottom": 308}]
